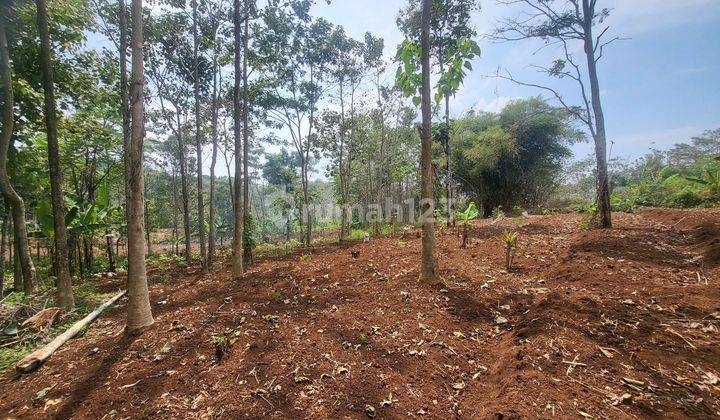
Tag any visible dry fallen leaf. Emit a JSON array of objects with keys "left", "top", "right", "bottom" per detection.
[
  {"left": 452, "top": 381, "right": 466, "bottom": 390},
  {"left": 599, "top": 347, "right": 614, "bottom": 358},
  {"left": 43, "top": 398, "right": 62, "bottom": 411}
]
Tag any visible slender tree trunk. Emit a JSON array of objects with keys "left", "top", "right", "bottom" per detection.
[
  {"left": 145, "top": 214, "right": 152, "bottom": 254},
  {"left": 418, "top": 0, "right": 439, "bottom": 284},
  {"left": 444, "top": 93, "right": 454, "bottom": 227},
  {"left": 231, "top": 0, "right": 244, "bottom": 277},
  {"left": 83, "top": 237, "right": 92, "bottom": 271},
  {"left": 67, "top": 235, "right": 76, "bottom": 276},
  {"left": 223, "top": 151, "right": 234, "bottom": 207},
  {"left": 85, "top": 154, "right": 98, "bottom": 270},
  {"left": 13, "top": 234, "right": 22, "bottom": 291},
  {"left": 171, "top": 165, "right": 179, "bottom": 255},
  {"left": 582, "top": 0, "right": 611, "bottom": 228},
  {"left": 242, "top": 13, "right": 252, "bottom": 265},
  {"left": 0, "top": 204, "right": 7, "bottom": 296},
  {"left": 105, "top": 232, "right": 115, "bottom": 272},
  {"left": 337, "top": 81, "right": 348, "bottom": 242},
  {"left": 125, "top": 0, "right": 153, "bottom": 331},
  {"left": 7, "top": 217, "right": 11, "bottom": 267},
  {"left": 192, "top": 0, "right": 207, "bottom": 269},
  {"left": 119, "top": 0, "right": 131, "bottom": 221},
  {"left": 0, "top": 17, "right": 35, "bottom": 293},
  {"left": 301, "top": 166, "right": 311, "bottom": 245},
  {"left": 176, "top": 111, "right": 192, "bottom": 264},
  {"left": 208, "top": 62, "right": 219, "bottom": 265}
]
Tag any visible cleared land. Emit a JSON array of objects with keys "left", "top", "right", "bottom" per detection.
[{"left": 1, "top": 208, "right": 718, "bottom": 419}]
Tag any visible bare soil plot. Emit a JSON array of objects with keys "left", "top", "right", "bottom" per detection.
[{"left": 1, "top": 208, "right": 718, "bottom": 419}]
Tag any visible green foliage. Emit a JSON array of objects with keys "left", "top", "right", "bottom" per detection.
[
  {"left": 395, "top": 39, "right": 423, "bottom": 105},
  {"left": 561, "top": 129, "right": 719, "bottom": 210},
  {"left": 451, "top": 98, "right": 579, "bottom": 216},
  {"left": 456, "top": 202, "right": 479, "bottom": 221},
  {"left": 243, "top": 213, "right": 257, "bottom": 250},
  {"left": 490, "top": 207, "right": 505, "bottom": 219},
  {"left": 435, "top": 39, "right": 480, "bottom": 103},
  {"left": 395, "top": 0, "right": 481, "bottom": 104},
  {"left": 348, "top": 229, "right": 370, "bottom": 240},
  {"left": 501, "top": 230, "right": 518, "bottom": 269}
]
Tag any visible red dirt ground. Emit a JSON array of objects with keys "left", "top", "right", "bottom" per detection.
[{"left": 1, "top": 208, "right": 718, "bottom": 419}]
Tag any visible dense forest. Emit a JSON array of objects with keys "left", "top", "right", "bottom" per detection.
[{"left": 0, "top": 0, "right": 718, "bottom": 417}]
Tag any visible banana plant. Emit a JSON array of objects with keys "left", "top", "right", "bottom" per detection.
[
  {"left": 456, "top": 202, "right": 479, "bottom": 248},
  {"left": 34, "top": 183, "right": 123, "bottom": 241},
  {"left": 684, "top": 165, "right": 720, "bottom": 197},
  {"left": 502, "top": 230, "right": 519, "bottom": 270}
]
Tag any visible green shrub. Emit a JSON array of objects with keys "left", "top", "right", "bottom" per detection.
[
  {"left": 673, "top": 187, "right": 704, "bottom": 208},
  {"left": 349, "top": 229, "right": 369, "bottom": 240},
  {"left": 490, "top": 207, "right": 505, "bottom": 219}
]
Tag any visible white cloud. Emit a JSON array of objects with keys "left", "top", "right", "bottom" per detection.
[{"left": 469, "top": 95, "right": 518, "bottom": 114}]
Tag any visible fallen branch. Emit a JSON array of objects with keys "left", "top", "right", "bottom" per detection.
[{"left": 15, "top": 290, "right": 127, "bottom": 374}]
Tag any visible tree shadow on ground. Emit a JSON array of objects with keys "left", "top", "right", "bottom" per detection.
[{"left": 54, "top": 332, "right": 139, "bottom": 419}]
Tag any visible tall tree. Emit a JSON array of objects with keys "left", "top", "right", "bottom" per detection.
[
  {"left": 119, "top": 0, "right": 131, "bottom": 224},
  {"left": 241, "top": 3, "right": 251, "bottom": 264},
  {"left": 418, "top": 0, "right": 439, "bottom": 283},
  {"left": 255, "top": 2, "right": 334, "bottom": 245},
  {"left": 36, "top": 0, "right": 74, "bottom": 309},
  {"left": 494, "top": 0, "right": 617, "bottom": 228},
  {"left": 146, "top": 13, "right": 193, "bottom": 264},
  {"left": 192, "top": 0, "right": 207, "bottom": 269},
  {"left": 0, "top": 10, "right": 36, "bottom": 294},
  {"left": 125, "top": 0, "right": 153, "bottom": 330},
  {"left": 0, "top": 200, "right": 7, "bottom": 297},
  {"left": 398, "top": 0, "right": 480, "bottom": 227},
  {"left": 231, "top": 0, "right": 244, "bottom": 277},
  {"left": 208, "top": 43, "right": 221, "bottom": 265}
]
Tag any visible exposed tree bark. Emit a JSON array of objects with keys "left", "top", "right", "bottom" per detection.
[
  {"left": 0, "top": 16, "right": 36, "bottom": 293},
  {"left": 171, "top": 164, "right": 180, "bottom": 255},
  {"left": 192, "top": 0, "right": 207, "bottom": 269},
  {"left": 105, "top": 232, "right": 115, "bottom": 272},
  {"left": 119, "top": 0, "right": 131, "bottom": 219},
  {"left": 125, "top": 0, "right": 153, "bottom": 331},
  {"left": 13, "top": 234, "right": 22, "bottom": 291},
  {"left": 337, "top": 80, "right": 349, "bottom": 241},
  {"left": 76, "top": 239, "right": 83, "bottom": 278},
  {"left": 242, "top": 12, "right": 252, "bottom": 265},
  {"left": 0, "top": 202, "right": 7, "bottom": 296},
  {"left": 444, "top": 93, "right": 454, "bottom": 227},
  {"left": 145, "top": 199, "right": 152, "bottom": 255},
  {"left": 231, "top": 0, "right": 244, "bottom": 277},
  {"left": 208, "top": 60, "right": 219, "bottom": 264},
  {"left": 581, "top": 0, "right": 611, "bottom": 228},
  {"left": 418, "top": 0, "right": 439, "bottom": 284},
  {"left": 36, "top": 0, "right": 74, "bottom": 308},
  {"left": 176, "top": 110, "right": 192, "bottom": 263}
]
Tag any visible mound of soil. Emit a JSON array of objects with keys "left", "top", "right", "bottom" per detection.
[{"left": 0, "top": 209, "right": 718, "bottom": 419}]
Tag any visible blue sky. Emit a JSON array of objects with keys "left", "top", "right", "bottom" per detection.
[{"left": 313, "top": 0, "right": 720, "bottom": 162}]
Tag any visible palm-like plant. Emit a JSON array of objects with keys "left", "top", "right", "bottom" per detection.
[
  {"left": 456, "top": 202, "right": 479, "bottom": 248},
  {"left": 684, "top": 165, "right": 720, "bottom": 197},
  {"left": 501, "top": 230, "right": 519, "bottom": 269}
]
